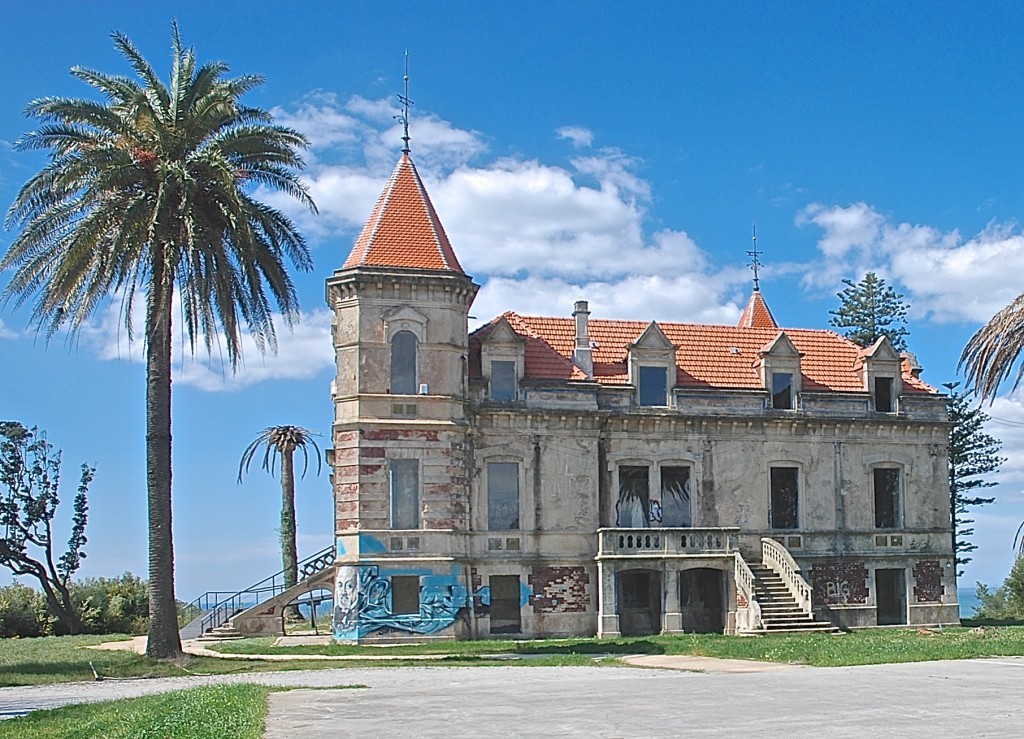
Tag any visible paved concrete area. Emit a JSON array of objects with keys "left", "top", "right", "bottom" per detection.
[{"left": 2, "top": 658, "right": 1022, "bottom": 735}]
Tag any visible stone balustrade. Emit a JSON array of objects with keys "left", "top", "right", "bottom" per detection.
[{"left": 597, "top": 527, "right": 739, "bottom": 557}]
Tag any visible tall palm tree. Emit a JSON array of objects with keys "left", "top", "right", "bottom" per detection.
[
  {"left": 238, "top": 426, "right": 322, "bottom": 592},
  {"left": 1, "top": 27, "right": 315, "bottom": 658},
  {"left": 961, "top": 293, "right": 1024, "bottom": 401}
]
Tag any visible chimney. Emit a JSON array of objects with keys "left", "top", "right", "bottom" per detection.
[
  {"left": 901, "top": 351, "right": 923, "bottom": 378},
  {"left": 573, "top": 300, "right": 593, "bottom": 380}
]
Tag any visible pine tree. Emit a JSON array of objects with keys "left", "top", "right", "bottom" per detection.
[
  {"left": 829, "top": 272, "right": 910, "bottom": 352},
  {"left": 944, "top": 382, "right": 1001, "bottom": 575}
]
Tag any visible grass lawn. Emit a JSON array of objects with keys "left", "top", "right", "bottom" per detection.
[
  {"left": 0, "top": 684, "right": 268, "bottom": 739},
  {"left": 0, "top": 634, "right": 366, "bottom": 688},
  {"left": 208, "top": 626, "right": 1024, "bottom": 667}
]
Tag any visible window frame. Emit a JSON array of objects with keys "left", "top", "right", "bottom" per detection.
[
  {"left": 638, "top": 365, "right": 669, "bottom": 407},
  {"left": 874, "top": 376, "right": 894, "bottom": 413},
  {"left": 490, "top": 360, "right": 517, "bottom": 402},
  {"left": 390, "top": 330, "right": 418, "bottom": 395},
  {"left": 389, "top": 458, "right": 420, "bottom": 530},
  {"left": 391, "top": 575, "right": 421, "bottom": 615},
  {"left": 486, "top": 461, "right": 521, "bottom": 531},
  {"left": 771, "top": 372, "right": 794, "bottom": 410},
  {"left": 873, "top": 467, "right": 902, "bottom": 529},
  {"left": 769, "top": 466, "right": 800, "bottom": 530},
  {"left": 659, "top": 465, "right": 692, "bottom": 527}
]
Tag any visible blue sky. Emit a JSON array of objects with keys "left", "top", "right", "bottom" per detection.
[{"left": 3, "top": 1, "right": 1024, "bottom": 599}]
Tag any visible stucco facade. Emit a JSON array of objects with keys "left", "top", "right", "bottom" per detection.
[{"left": 325, "top": 153, "right": 958, "bottom": 642}]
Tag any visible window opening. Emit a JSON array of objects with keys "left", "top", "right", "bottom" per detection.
[
  {"left": 874, "top": 377, "right": 894, "bottom": 413},
  {"left": 771, "top": 372, "right": 793, "bottom": 409},
  {"left": 489, "top": 575, "right": 522, "bottom": 634},
  {"left": 873, "top": 468, "right": 900, "bottom": 529},
  {"left": 391, "top": 575, "right": 420, "bottom": 615},
  {"left": 390, "top": 459, "right": 420, "bottom": 529},
  {"left": 487, "top": 462, "right": 520, "bottom": 530},
  {"left": 490, "top": 360, "right": 517, "bottom": 401},
  {"left": 390, "top": 330, "right": 417, "bottom": 395},
  {"left": 769, "top": 467, "right": 799, "bottom": 529},
  {"left": 616, "top": 466, "right": 650, "bottom": 527},
  {"left": 638, "top": 366, "right": 668, "bottom": 407},
  {"left": 660, "top": 466, "right": 692, "bottom": 527}
]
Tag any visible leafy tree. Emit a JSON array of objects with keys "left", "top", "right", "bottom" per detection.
[
  {"left": 829, "top": 272, "right": 910, "bottom": 352},
  {"left": 1, "top": 28, "right": 315, "bottom": 658},
  {"left": 975, "top": 556, "right": 1024, "bottom": 620},
  {"left": 239, "top": 426, "right": 322, "bottom": 592},
  {"left": 0, "top": 422, "right": 92, "bottom": 634},
  {"left": 944, "top": 383, "right": 1001, "bottom": 575},
  {"left": 0, "top": 582, "right": 51, "bottom": 638}
]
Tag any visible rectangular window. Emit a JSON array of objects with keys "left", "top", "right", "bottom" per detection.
[
  {"left": 638, "top": 366, "right": 668, "bottom": 406},
  {"left": 874, "top": 468, "right": 901, "bottom": 529},
  {"left": 660, "top": 466, "right": 692, "bottom": 527},
  {"left": 490, "top": 360, "right": 517, "bottom": 401},
  {"left": 874, "top": 377, "right": 894, "bottom": 412},
  {"left": 616, "top": 465, "right": 650, "bottom": 527},
  {"left": 487, "top": 462, "right": 520, "bottom": 530},
  {"left": 489, "top": 575, "right": 522, "bottom": 634},
  {"left": 390, "top": 459, "right": 419, "bottom": 529},
  {"left": 391, "top": 575, "right": 420, "bottom": 615},
  {"left": 769, "top": 467, "right": 799, "bottom": 530},
  {"left": 771, "top": 372, "right": 793, "bottom": 409}
]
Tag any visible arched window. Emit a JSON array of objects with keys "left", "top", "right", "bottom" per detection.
[{"left": 391, "top": 330, "right": 417, "bottom": 394}]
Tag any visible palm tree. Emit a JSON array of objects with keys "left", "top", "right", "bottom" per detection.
[
  {"left": 238, "top": 426, "right": 322, "bottom": 592},
  {"left": 1, "top": 27, "right": 315, "bottom": 658},
  {"left": 961, "top": 293, "right": 1024, "bottom": 401}
]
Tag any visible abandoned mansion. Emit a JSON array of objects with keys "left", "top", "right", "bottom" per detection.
[{"left": 232, "top": 149, "right": 959, "bottom": 641}]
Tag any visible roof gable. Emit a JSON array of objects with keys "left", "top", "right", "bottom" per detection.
[
  {"left": 342, "top": 153, "right": 465, "bottom": 273},
  {"left": 630, "top": 321, "right": 675, "bottom": 351},
  {"left": 760, "top": 331, "right": 803, "bottom": 358}
]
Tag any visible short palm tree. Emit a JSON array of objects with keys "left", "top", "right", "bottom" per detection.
[
  {"left": 961, "top": 293, "right": 1024, "bottom": 401},
  {"left": 238, "top": 426, "right": 322, "bottom": 592},
  {"left": 1, "top": 27, "right": 315, "bottom": 658}
]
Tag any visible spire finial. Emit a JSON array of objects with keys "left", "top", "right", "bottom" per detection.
[
  {"left": 395, "top": 51, "right": 414, "bottom": 154},
  {"left": 747, "top": 223, "right": 762, "bottom": 291}
]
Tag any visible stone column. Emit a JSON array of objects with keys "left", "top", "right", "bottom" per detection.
[
  {"left": 662, "top": 567, "right": 683, "bottom": 633},
  {"left": 597, "top": 561, "right": 620, "bottom": 637}
]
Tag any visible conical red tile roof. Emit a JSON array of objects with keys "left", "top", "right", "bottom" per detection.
[
  {"left": 737, "top": 290, "right": 778, "bottom": 329},
  {"left": 342, "top": 153, "right": 465, "bottom": 273}
]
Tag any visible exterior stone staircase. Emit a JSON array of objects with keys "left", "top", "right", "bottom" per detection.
[{"left": 748, "top": 563, "right": 838, "bottom": 634}]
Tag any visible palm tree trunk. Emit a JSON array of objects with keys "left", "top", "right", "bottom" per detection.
[
  {"left": 281, "top": 450, "right": 297, "bottom": 590},
  {"left": 145, "top": 251, "right": 182, "bottom": 659}
]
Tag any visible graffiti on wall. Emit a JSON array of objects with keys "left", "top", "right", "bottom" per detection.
[{"left": 333, "top": 563, "right": 471, "bottom": 640}]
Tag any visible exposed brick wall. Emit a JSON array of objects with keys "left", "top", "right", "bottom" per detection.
[
  {"left": 913, "top": 560, "right": 945, "bottom": 603},
  {"left": 810, "top": 561, "right": 869, "bottom": 605},
  {"left": 471, "top": 568, "right": 486, "bottom": 611},
  {"left": 528, "top": 566, "right": 590, "bottom": 613}
]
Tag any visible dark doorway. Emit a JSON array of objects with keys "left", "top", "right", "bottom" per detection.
[
  {"left": 618, "top": 570, "right": 661, "bottom": 636},
  {"left": 876, "top": 569, "right": 907, "bottom": 626},
  {"left": 489, "top": 575, "right": 522, "bottom": 634},
  {"left": 679, "top": 568, "right": 725, "bottom": 633}
]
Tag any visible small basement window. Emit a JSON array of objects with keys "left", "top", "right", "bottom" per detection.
[{"left": 639, "top": 366, "right": 668, "bottom": 407}]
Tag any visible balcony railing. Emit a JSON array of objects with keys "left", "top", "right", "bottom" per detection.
[{"left": 598, "top": 527, "right": 739, "bottom": 557}]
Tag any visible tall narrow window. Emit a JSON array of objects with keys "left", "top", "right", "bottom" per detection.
[
  {"left": 487, "top": 462, "right": 520, "bottom": 530},
  {"left": 874, "top": 468, "right": 901, "bottom": 529},
  {"left": 391, "top": 575, "right": 420, "bottom": 615},
  {"left": 769, "top": 467, "right": 799, "bottom": 530},
  {"left": 616, "top": 466, "right": 650, "bottom": 527},
  {"left": 390, "top": 459, "right": 419, "bottom": 529},
  {"left": 660, "top": 466, "right": 692, "bottom": 527},
  {"left": 639, "top": 366, "right": 668, "bottom": 406},
  {"left": 771, "top": 372, "right": 793, "bottom": 409},
  {"left": 490, "top": 360, "right": 517, "bottom": 401},
  {"left": 390, "top": 330, "right": 417, "bottom": 394},
  {"left": 874, "top": 377, "right": 894, "bottom": 413}
]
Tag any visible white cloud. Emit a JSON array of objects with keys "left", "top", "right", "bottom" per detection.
[
  {"left": 79, "top": 299, "right": 334, "bottom": 392},
  {"left": 556, "top": 126, "right": 594, "bottom": 148},
  {"left": 798, "top": 202, "right": 1024, "bottom": 324},
  {"left": 0, "top": 318, "right": 16, "bottom": 339}
]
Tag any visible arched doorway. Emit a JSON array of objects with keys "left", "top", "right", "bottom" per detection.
[{"left": 679, "top": 568, "right": 725, "bottom": 633}]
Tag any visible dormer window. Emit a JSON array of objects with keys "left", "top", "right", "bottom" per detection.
[
  {"left": 771, "top": 372, "right": 794, "bottom": 409},
  {"left": 639, "top": 366, "right": 668, "bottom": 407},
  {"left": 874, "top": 377, "right": 894, "bottom": 413},
  {"left": 490, "top": 360, "right": 517, "bottom": 401}
]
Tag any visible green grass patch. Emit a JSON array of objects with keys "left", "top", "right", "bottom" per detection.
[
  {"left": 0, "top": 634, "right": 375, "bottom": 687},
  {"left": 208, "top": 626, "right": 1024, "bottom": 667},
  {"left": 0, "top": 683, "right": 269, "bottom": 739}
]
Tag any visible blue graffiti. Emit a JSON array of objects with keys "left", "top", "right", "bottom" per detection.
[
  {"left": 357, "top": 532, "right": 388, "bottom": 554},
  {"left": 333, "top": 563, "right": 470, "bottom": 640}
]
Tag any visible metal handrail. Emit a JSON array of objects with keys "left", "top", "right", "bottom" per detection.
[{"left": 192, "top": 544, "right": 335, "bottom": 635}]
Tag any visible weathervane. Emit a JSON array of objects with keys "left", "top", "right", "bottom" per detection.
[
  {"left": 395, "top": 51, "right": 414, "bottom": 153},
  {"left": 747, "top": 223, "right": 762, "bottom": 292}
]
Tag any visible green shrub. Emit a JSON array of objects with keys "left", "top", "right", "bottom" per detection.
[{"left": 0, "top": 583, "right": 51, "bottom": 638}]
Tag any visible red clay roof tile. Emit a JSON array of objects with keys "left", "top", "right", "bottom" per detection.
[{"left": 737, "top": 291, "right": 779, "bottom": 329}]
